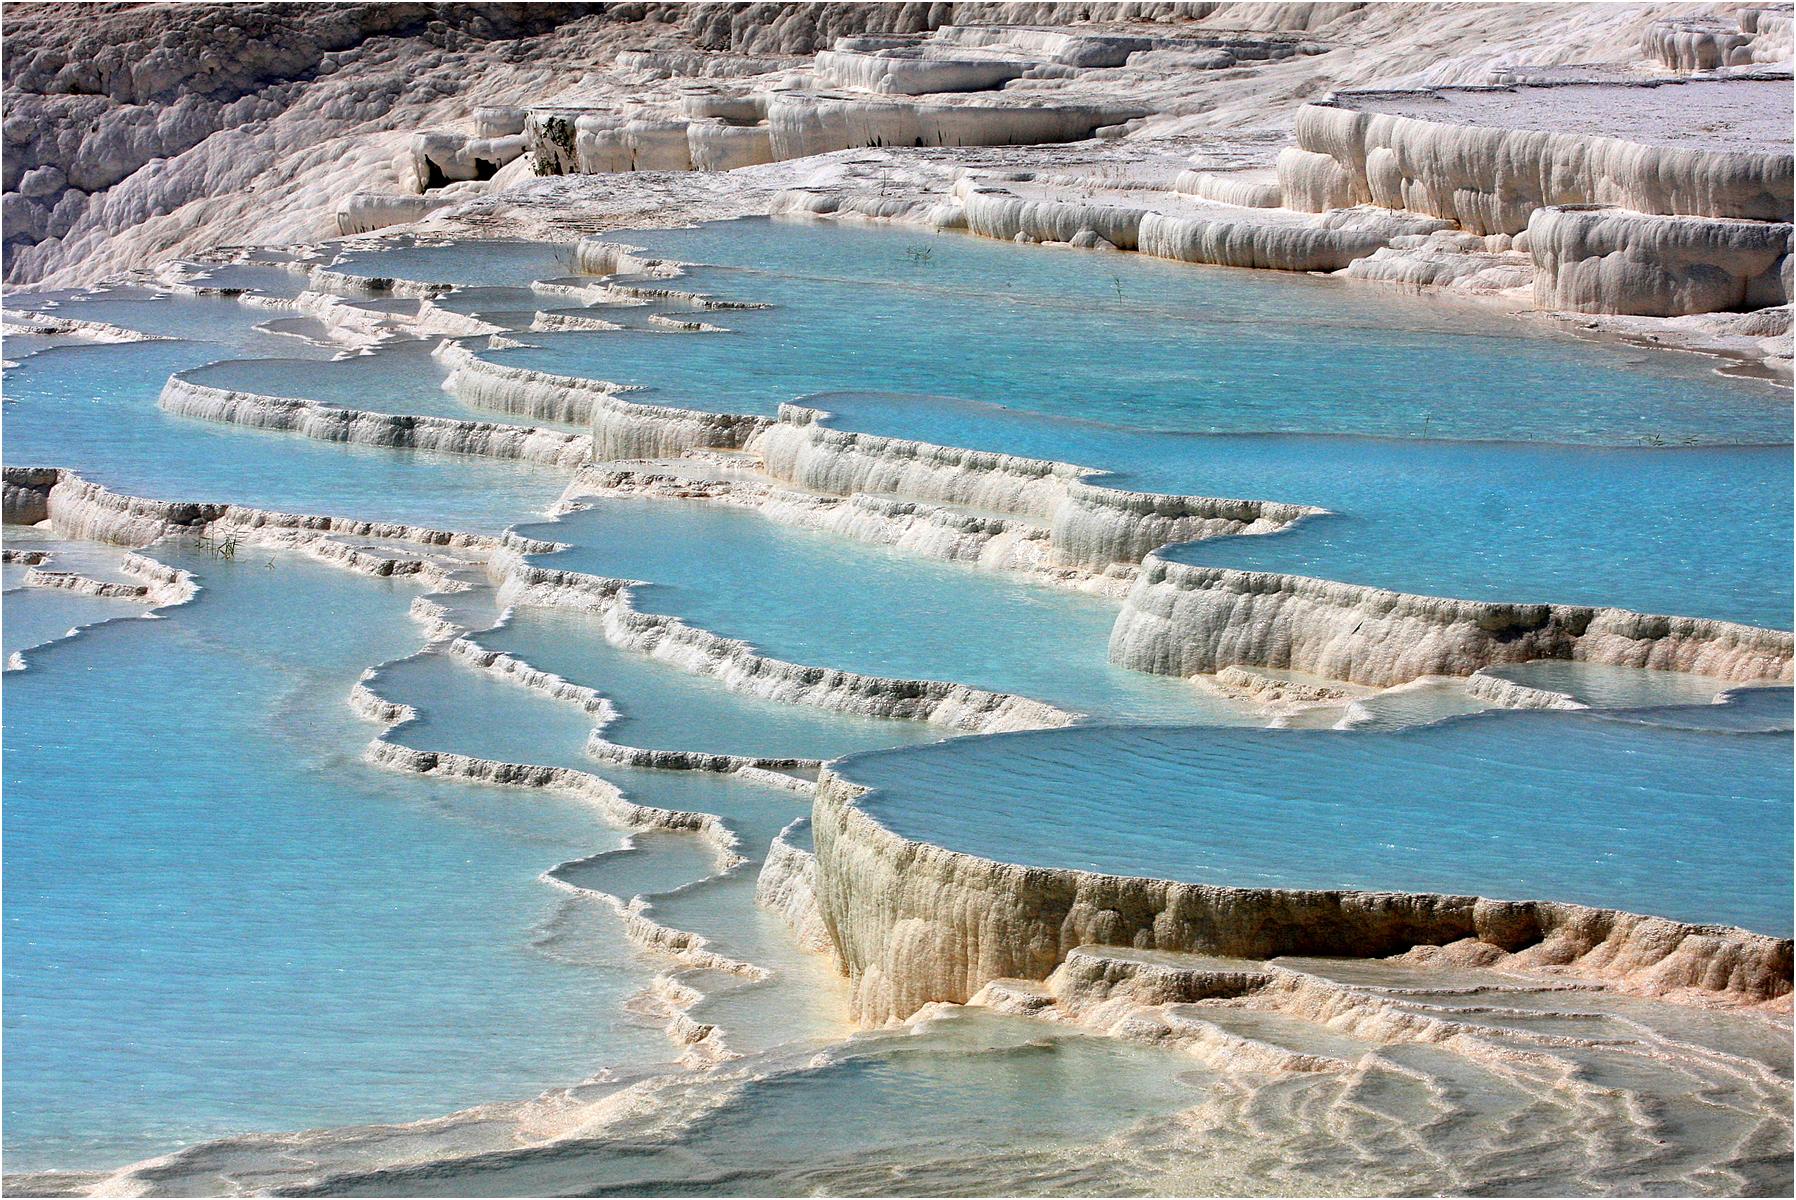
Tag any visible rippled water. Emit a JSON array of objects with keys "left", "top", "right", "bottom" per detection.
[{"left": 842, "top": 707, "right": 1795, "bottom": 934}]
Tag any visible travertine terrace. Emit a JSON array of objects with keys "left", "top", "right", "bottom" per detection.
[{"left": 3, "top": 3, "right": 1792, "bottom": 1196}]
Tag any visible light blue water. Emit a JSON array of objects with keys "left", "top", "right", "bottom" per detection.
[
  {"left": 476, "top": 607, "right": 951, "bottom": 761},
  {"left": 842, "top": 709, "right": 1795, "bottom": 935},
  {"left": 2, "top": 330, "right": 567, "bottom": 534},
  {"left": 6, "top": 286, "right": 319, "bottom": 353},
  {"left": 5, "top": 221, "right": 1791, "bottom": 1181},
  {"left": 364, "top": 642, "right": 813, "bottom": 854},
  {"left": 498, "top": 217, "right": 1788, "bottom": 445},
  {"left": 1, "top": 584, "right": 148, "bottom": 664},
  {"left": 327, "top": 237, "right": 575, "bottom": 290},
  {"left": 815, "top": 393, "right": 1794, "bottom": 629},
  {"left": 2, "top": 549, "right": 672, "bottom": 1171},
  {"left": 315, "top": 1009, "right": 1207, "bottom": 1198},
  {"left": 179, "top": 261, "right": 311, "bottom": 297},
  {"left": 516, "top": 501, "right": 1240, "bottom": 723}
]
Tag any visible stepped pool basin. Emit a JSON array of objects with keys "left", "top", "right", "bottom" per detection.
[
  {"left": 3, "top": 214, "right": 1790, "bottom": 1187},
  {"left": 501, "top": 217, "right": 1790, "bottom": 445},
  {"left": 807, "top": 392, "right": 1794, "bottom": 630},
  {"left": 2, "top": 548, "right": 676, "bottom": 1171},
  {"left": 517, "top": 501, "right": 1245, "bottom": 723},
  {"left": 3, "top": 331, "right": 568, "bottom": 534},
  {"left": 838, "top": 708, "right": 1795, "bottom": 935},
  {"left": 474, "top": 607, "right": 954, "bottom": 761}
]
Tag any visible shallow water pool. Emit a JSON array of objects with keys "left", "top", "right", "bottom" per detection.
[{"left": 840, "top": 708, "right": 1794, "bottom": 935}]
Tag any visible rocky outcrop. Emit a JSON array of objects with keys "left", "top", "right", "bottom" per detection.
[
  {"left": 1528, "top": 205, "right": 1792, "bottom": 316},
  {"left": 1108, "top": 556, "right": 1795, "bottom": 688},
  {"left": 813, "top": 766, "right": 1795, "bottom": 1024},
  {"left": 408, "top": 129, "right": 525, "bottom": 190}
]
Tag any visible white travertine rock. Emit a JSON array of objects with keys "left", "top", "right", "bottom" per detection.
[
  {"left": 748, "top": 405, "right": 1083, "bottom": 517},
  {"left": 755, "top": 820, "right": 835, "bottom": 953},
  {"left": 157, "top": 375, "right": 594, "bottom": 468},
  {"left": 962, "top": 188, "right": 1144, "bottom": 248},
  {"left": 686, "top": 120, "right": 776, "bottom": 171},
  {"left": 1211, "top": 664, "right": 1349, "bottom": 704},
  {"left": 1290, "top": 87, "right": 1795, "bottom": 233},
  {"left": 409, "top": 130, "right": 526, "bottom": 191},
  {"left": 954, "top": 185, "right": 1440, "bottom": 271},
  {"left": 1338, "top": 233, "right": 1533, "bottom": 293},
  {"left": 334, "top": 192, "right": 458, "bottom": 236},
  {"left": 440, "top": 343, "right": 769, "bottom": 457},
  {"left": 1139, "top": 207, "right": 1384, "bottom": 271},
  {"left": 529, "top": 310, "right": 625, "bottom": 333},
  {"left": 1528, "top": 205, "right": 1793, "bottom": 316},
  {"left": 764, "top": 93, "right": 1139, "bottom": 162},
  {"left": 678, "top": 92, "right": 769, "bottom": 124},
  {"left": 496, "top": 556, "right": 1072, "bottom": 734},
  {"left": 1642, "top": 9, "right": 1791, "bottom": 72},
  {"left": 306, "top": 265, "right": 453, "bottom": 299},
  {"left": 6, "top": 467, "right": 552, "bottom": 557},
  {"left": 472, "top": 105, "right": 528, "bottom": 137},
  {"left": 596, "top": 402, "right": 1329, "bottom": 574},
  {"left": 0, "top": 309, "right": 166, "bottom": 343},
  {"left": 571, "top": 465, "right": 1102, "bottom": 593},
  {"left": 576, "top": 115, "right": 696, "bottom": 174},
  {"left": 1108, "top": 556, "right": 1794, "bottom": 688},
  {"left": 812, "top": 767, "right": 1795, "bottom": 1025},
  {"left": 1464, "top": 670, "right": 1586, "bottom": 710},
  {"left": 1172, "top": 166, "right": 1283, "bottom": 208},
  {"left": 772, "top": 186, "right": 967, "bottom": 228},
  {"left": 435, "top": 340, "right": 647, "bottom": 430},
  {"left": 813, "top": 47, "right": 1031, "bottom": 95},
  {"left": 1274, "top": 145, "right": 1357, "bottom": 211}
]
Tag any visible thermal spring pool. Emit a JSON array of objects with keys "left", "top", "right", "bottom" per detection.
[
  {"left": 3, "top": 217, "right": 1790, "bottom": 1192},
  {"left": 503, "top": 217, "right": 1790, "bottom": 444},
  {"left": 2, "top": 548, "right": 676, "bottom": 1170},
  {"left": 837, "top": 709, "right": 1796, "bottom": 935}
]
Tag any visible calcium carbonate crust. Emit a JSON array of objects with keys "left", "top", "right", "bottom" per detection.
[
  {"left": 812, "top": 765, "right": 1794, "bottom": 1024},
  {"left": 1110, "top": 555, "right": 1794, "bottom": 688}
]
